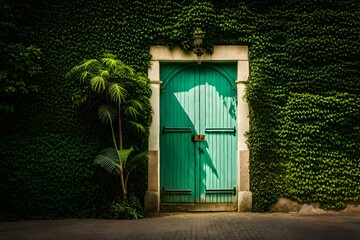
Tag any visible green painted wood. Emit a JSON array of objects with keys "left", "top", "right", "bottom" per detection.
[
  {"left": 160, "top": 66, "right": 196, "bottom": 203},
  {"left": 199, "top": 65, "right": 237, "bottom": 203},
  {"left": 160, "top": 62, "right": 237, "bottom": 203}
]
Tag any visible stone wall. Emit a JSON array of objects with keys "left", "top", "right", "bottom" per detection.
[{"left": 270, "top": 198, "right": 360, "bottom": 214}]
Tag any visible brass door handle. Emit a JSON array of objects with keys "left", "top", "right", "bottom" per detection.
[{"left": 192, "top": 134, "right": 205, "bottom": 142}]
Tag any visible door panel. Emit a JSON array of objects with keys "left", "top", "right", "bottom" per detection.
[
  {"left": 160, "top": 69, "right": 196, "bottom": 203},
  {"left": 160, "top": 63, "right": 237, "bottom": 203},
  {"left": 199, "top": 67, "right": 237, "bottom": 203}
]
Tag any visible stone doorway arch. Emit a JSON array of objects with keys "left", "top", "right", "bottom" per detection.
[{"left": 145, "top": 45, "right": 251, "bottom": 212}]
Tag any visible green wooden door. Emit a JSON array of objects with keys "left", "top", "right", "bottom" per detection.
[{"left": 160, "top": 63, "right": 237, "bottom": 203}]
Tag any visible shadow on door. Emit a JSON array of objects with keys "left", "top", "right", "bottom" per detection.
[{"left": 160, "top": 62, "right": 237, "bottom": 203}]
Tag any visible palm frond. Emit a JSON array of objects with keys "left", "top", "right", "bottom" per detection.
[
  {"left": 125, "top": 99, "right": 144, "bottom": 118},
  {"left": 98, "top": 148, "right": 120, "bottom": 163},
  {"left": 108, "top": 83, "right": 127, "bottom": 103},
  {"left": 98, "top": 104, "right": 117, "bottom": 124},
  {"left": 67, "top": 59, "right": 98, "bottom": 77},
  {"left": 115, "top": 64, "right": 134, "bottom": 77},
  {"left": 101, "top": 56, "right": 120, "bottom": 69},
  {"left": 129, "top": 121, "right": 146, "bottom": 132},
  {"left": 66, "top": 59, "right": 100, "bottom": 87},
  {"left": 65, "top": 66, "right": 81, "bottom": 79},
  {"left": 119, "top": 147, "right": 134, "bottom": 165},
  {"left": 123, "top": 100, "right": 144, "bottom": 119},
  {"left": 99, "top": 69, "right": 110, "bottom": 79},
  {"left": 90, "top": 76, "right": 106, "bottom": 92},
  {"left": 94, "top": 154, "right": 120, "bottom": 175},
  {"left": 102, "top": 53, "right": 117, "bottom": 59},
  {"left": 100, "top": 54, "right": 135, "bottom": 79},
  {"left": 128, "top": 99, "right": 144, "bottom": 111},
  {"left": 80, "top": 71, "right": 91, "bottom": 82},
  {"left": 83, "top": 59, "right": 98, "bottom": 69},
  {"left": 65, "top": 68, "right": 75, "bottom": 79},
  {"left": 124, "top": 106, "right": 139, "bottom": 118}
]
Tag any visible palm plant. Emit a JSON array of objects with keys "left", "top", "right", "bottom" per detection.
[{"left": 66, "top": 54, "right": 149, "bottom": 200}]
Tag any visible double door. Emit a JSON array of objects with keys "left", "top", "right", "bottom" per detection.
[{"left": 160, "top": 63, "right": 237, "bottom": 203}]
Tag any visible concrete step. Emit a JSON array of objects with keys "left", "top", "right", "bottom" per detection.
[{"left": 160, "top": 203, "right": 238, "bottom": 212}]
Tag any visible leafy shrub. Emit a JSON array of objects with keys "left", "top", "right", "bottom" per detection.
[{"left": 108, "top": 195, "right": 147, "bottom": 220}]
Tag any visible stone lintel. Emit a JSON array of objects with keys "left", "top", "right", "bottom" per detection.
[{"left": 150, "top": 45, "right": 248, "bottom": 62}]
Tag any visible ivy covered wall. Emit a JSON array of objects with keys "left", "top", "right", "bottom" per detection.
[{"left": 0, "top": 0, "right": 359, "bottom": 218}]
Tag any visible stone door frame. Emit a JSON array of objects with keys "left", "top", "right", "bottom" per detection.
[{"left": 145, "top": 45, "right": 252, "bottom": 212}]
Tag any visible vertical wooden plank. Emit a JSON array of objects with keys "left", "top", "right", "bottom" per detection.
[
  {"left": 160, "top": 63, "right": 196, "bottom": 203},
  {"left": 160, "top": 62, "right": 237, "bottom": 204},
  {"left": 201, "top": 63, "right": 237, "bottom": 203}
]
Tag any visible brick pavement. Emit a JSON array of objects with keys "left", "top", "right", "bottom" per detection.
[{"left": 0, "top": 212, "right": 359, "bottom": 240}]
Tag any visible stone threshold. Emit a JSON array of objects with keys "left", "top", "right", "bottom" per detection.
[{"left": 160, "top": 203, "right": 238, "bottom": 212}]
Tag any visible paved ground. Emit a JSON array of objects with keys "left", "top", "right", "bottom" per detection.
[{"left": 0, "top": 212, "right": 359, "bottom": 240}]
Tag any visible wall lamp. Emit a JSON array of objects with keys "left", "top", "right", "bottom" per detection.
[{"left": 192, "top": 29, "right": 206, "bottom": 64}]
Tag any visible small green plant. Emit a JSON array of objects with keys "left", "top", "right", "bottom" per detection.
[
  {"left": 108, "top": 195, "right": 146, "bottom": 219},
  {"left": 66, "top": 54, "right": 149, "bottom": 200}
]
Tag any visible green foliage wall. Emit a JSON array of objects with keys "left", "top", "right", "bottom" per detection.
[
  {"left": 277, "top": 93, "right": 359, "bottom": 209},
  {"left": 245, "top": 0, "right": 360, "bottom": 211},
  {"left": 1, "top": 0, "right": 359, "bottom": 218},
  {"left": 0, "top": 134, "right": 115, "bottom": 219}
]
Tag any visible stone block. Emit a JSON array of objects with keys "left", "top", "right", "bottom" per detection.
[
  {"left": 238, "top": 191, "right": 252, "bottom": 212},
  {"left": 147, "top": 151, "right": 159, "bottom": 192},
  {"left": 343, "top": 203, "right": 360, "bottom": 213},
  {"left": 145, "top": 191, "right": 160, "bottom": 213},
  {"left": 239, "top": 150, "right": 249, "bottom": 191},
  {"left": 270, "top": 198, "right": 302, "bottom": 213}
]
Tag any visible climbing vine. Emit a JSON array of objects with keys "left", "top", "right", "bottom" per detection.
[{"left": 0, "top": 0, "right": 359, "bottom": 219}]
